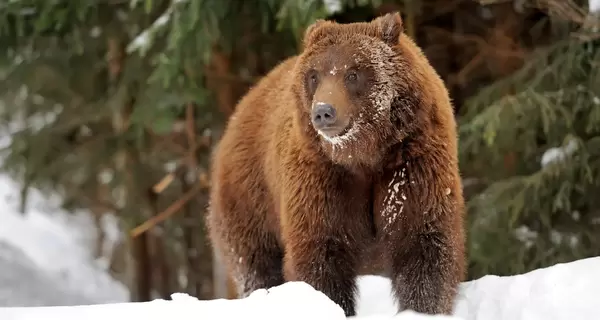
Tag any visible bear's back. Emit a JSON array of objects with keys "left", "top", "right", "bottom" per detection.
[
  {"left": 210, "top": 56, "right": 300, "bottom": 239},
  {"left": 217, "top": 56, "right": 298, "bottom": 157}
]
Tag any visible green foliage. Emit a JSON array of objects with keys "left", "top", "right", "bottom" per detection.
[
  {"left": 459, "top": 16, "right": 600, "bottom": 278},
  {"left": 0, "top": 0, "right": 389, "bottom": 216},
  {"left": 0, "top": 0, "right": 343, "bottom": 213}
]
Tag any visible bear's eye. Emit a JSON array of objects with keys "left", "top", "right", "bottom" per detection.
[
  {"left": 345, "top": 70, "right": 358, "bottom": 83},
  {"left": 305, "top": 70, "right": 319, "bottom": 93},
  {"left": 309, "top": 72, "right": 319, "bottom": 84}
]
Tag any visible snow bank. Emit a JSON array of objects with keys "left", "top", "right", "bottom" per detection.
[
  {"left": 355, "top": 257, "right": 600, "bottom": 320},
  {"left": 0, "top": 174, "right": 129, "bottom": 306},
  {"left": 0, "top": 242, "right": 92, "bottom": 307},
  {"left": 1, "top": 256, "right": 598, "bottom": 320},
  {"left": 454, "top": 256, "right": 600, "bottom": 320},
  {"left": 0, "top": 281, "right": 457, "bottom": 320}
]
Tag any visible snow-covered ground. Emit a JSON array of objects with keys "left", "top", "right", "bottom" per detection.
[
  {"left": 0, "top": 174, "right": 129, "bottom": 306},
  {"left": 1, "top": 256, "right": 599, "bottom": 320}
]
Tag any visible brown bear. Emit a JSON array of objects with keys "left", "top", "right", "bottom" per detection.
[{"left": 206, "top": 12, "right": 466, "bottom": 317}]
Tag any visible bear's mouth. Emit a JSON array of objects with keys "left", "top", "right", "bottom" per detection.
[
  {"left": 318, "top": 126, "right": 347, "bottom": 138},
  {"left": 317, "top": 120, "right": 357, "bottom": 144}
]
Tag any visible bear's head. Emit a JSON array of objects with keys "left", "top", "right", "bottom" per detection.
[{"left": 292, "top": 12, "right": 441, "bottom": 169}]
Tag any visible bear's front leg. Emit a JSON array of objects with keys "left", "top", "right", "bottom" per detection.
[
  {"left": 283, "top": 232, "right": 360, "bottom": 316},
  {"left": 280, "top": 166, "right": 372, "bottom": 317},
  {"left": 376, "top": 161, "right": 465, "bottom": 315}
]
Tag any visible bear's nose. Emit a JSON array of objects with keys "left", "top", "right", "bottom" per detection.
[{"left": 311, "top": 103, "right": 337, "bottom": 129}]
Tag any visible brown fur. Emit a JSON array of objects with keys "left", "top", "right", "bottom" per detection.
[{"left": 206, "top": 12, "right": 466, "bottom": 317}]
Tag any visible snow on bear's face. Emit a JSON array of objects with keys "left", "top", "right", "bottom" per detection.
[{"left": 293, "top": 13, "right": 418, "bottom": 168}]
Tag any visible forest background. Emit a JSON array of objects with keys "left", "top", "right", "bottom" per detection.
[{"left": 0, "top": 0, "right": 598, "bottom": 302}]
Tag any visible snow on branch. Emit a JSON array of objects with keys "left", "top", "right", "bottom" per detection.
[
  {"left": 540, "top": 137, "right": 579, "bottom": 168},
  {"left": 126, "top": 0, "right": 189, "bottom": 55},
  {"left": 324, "top": 0, "right": 342, "bottom": 14}
]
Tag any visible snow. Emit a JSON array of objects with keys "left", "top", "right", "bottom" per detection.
[
  {"left": 317, "top": 120, "right": 360, "bottom": 146},
  {"left": 0, "top": 280, "right": 455, "bottom": 320},
  {"left": 454, "top": 257, "right": 600, "bottom": 320},
  {"left": 0, "top": 174, "right": 129, "bottom": 306},
  {"left": 127, "top": 0, "right": 188, "bottom": 54},
  {"left": 540, "top": 138, "right": 578, "bottom": 167},
  {"left": 1, "top": 256, "right": 599, "bottom": 320},
  {"left": 0, "top": 241, "right": 91, "bottom": 307},
  {"left": 324, "top": 0, "right": 342, "bottom": 14},
  {"left": 96, "top": 213, "right": 123, "bottom": 270},
  {"left": 382, "top": 167, "right": 407, "bottom": 232},
  {"left": 590, "top": 0, "right": 600, "bottom": 13},
  {"left": 514, "top": 225, "right": 538, "bottom": 249}
]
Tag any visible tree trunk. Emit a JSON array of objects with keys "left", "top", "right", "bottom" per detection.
[
  {"left": 107, "top": 26, "right": 153, "bottom": 302},
  {"left": 148, "top": 190, "right": 172, "bottom": 299},
  {"left": 132, "top": 233, "right": 152, "bottom": 301}
]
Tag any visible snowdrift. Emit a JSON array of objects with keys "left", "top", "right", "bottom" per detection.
[
  {"left": 0, "top": 174, "right": 129, "bottom": 306},
  {"left": 1, "top": 256, "right": 598, "bottom": 320}
]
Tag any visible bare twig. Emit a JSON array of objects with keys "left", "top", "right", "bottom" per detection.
[
  {"left": 151, "top": 145, "right": 207, "bottom": 194},
  {"left": 129, "top": 182, "right": 204, "bottom": 238},
  {"left": 152, "top": 173, "right": 176, "bottom": 193}
]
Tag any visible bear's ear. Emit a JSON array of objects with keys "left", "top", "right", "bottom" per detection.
[
  {"left": 302, "top": 19, "right": 328, "bottom": 47},
  {"left": 373, "top": 12, "right": 403, "bottom": 46}
]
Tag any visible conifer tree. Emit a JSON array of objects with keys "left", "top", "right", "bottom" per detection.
[{"left": 459, "top": 0, "right": 600, "bottom": 278}]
